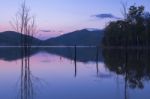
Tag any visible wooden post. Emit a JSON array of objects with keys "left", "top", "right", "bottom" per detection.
[{"left": 74, "top": 45, "right": 77, "bottom": 77}]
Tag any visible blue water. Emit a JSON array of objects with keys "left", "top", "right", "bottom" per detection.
[{"left": 0, "top": 47, "right": 150, "bottom": 99}]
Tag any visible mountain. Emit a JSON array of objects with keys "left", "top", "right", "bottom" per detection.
[
  {"left": 0, "top": 29, "right": 104, "bottom": 46},
  {"left": 44, "top": 29, "right": 104, "bottom": 46},
  {"left": 0, "top": 31, "right": 42, "bottom": 46}
]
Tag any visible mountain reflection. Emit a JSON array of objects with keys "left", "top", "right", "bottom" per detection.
[
  {"left": 102, "top": 48, "right": 150, "bottom": 89},
  {"left": 0, "top": 47, "right": 103, "bottom": 62},
  {"left": 0, "top": 47, "right": 39, "bottom": 61}
]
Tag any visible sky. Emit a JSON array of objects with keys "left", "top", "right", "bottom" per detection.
[{"left": 0, "top": 0, "right": 150, "bottom": 39}]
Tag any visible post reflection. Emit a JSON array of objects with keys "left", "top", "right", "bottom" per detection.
[{"left": 96, "top": 46, "right": 99, "bottom": 76}]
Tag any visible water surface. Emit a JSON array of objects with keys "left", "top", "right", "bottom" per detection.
[{"left": 0, "top": 47, "right": 150, "bottom": 99}]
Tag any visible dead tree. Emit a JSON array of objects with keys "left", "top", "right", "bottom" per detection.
[
  {"left": 11, "top": 0, "right": 37, "bottom": 99},
  {"left": 121, "top": 2, "right": 128, "bottom": 20},
  {"left": 11, "top": 0, "right": 36, "bottom": 47}
]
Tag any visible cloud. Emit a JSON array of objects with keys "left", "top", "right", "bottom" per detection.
[
  {"left": 40, "top": 30, "right": 51, "bottom": 32},
  {"left": 40, "top": 29, "right": 64, "bottom": 33},
  {"left": 92, "top": 13, "right": 120, "bottom": 19}
]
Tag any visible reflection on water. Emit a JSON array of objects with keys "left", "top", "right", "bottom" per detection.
[
  {"left": 103, "top": 48, "right": 150, "bottom": 89},
  {"left": 0, "top": 47, "right": 150, "bottom": 99},
  {"left": 0, "top": 47, "right": 103, "bottom": 62},
  {"left": 20, "top": 47, "right": 33, "bottom": 99},
  {"left": 103, "top": 48, "right": 150, "bottom": 99}
]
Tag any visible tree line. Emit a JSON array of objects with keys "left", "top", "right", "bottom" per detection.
[{"left": 102, "top": 5, "right": 150, "bottom": 47}]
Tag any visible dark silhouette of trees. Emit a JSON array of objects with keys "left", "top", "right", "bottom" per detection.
[
  {"left": 11, "top": 0, "right": 36, "bottom": 47},
  {"left": 102, "top": 48, "right": 150, "bottom": 89},
  {"left": 11, "top": 1, "right": 37, "bottom": 99},
  {"left": 102, "top": 5, "right": 150, "bottom": 47}
]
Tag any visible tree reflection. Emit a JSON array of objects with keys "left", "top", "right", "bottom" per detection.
[
  {"left": 17, "top": 46, "right": 43, "bottom": 99},
  {"left": 102, "top": 48, "right": 150, "bottom": 89},
  {"left": 19, "top": 46, "right": 33, "bottom": 99}
]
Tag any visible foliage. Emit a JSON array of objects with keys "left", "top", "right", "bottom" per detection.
[{"left": 102, "top": 5, "right": 150, "bottom": 47}]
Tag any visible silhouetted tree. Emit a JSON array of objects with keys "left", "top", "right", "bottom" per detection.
[
  {"left": 11, "top": 0, "right": 36, "bottom": 47},
  {"left": 11, "top": 1, "right": 37, "bottom": 99},
  {"left": 102, "top": 5, "right": 150, "bottom": 47}
]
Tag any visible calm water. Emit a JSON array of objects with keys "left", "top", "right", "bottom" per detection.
[{"left": 0, "top": 47, "right": 150, "bottom": 99}]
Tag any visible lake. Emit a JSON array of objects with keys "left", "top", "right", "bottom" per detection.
[{"left": 0, "top": 47, "right": 150, "bottom": 99}]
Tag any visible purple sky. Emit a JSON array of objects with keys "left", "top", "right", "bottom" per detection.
[{"left": 0, "top": 0, "right": 150, "bottom": 39}]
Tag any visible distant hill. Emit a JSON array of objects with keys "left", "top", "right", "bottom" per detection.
[
  {"left": 44, "top": 29, "right": 104, "bottom": 46},
  {"left": 0, "top": 31, "right": 41, "bottom": 46},
  {"left": 0, "top": 29, "right": 104, "bottom": 46}
]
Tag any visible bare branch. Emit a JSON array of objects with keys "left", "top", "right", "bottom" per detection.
[
  {"left": 11, "top": 0, "right": 37, "bottom": 46},
  {"left": 121, "top": 1, "right": 128, "bottom": 20}
]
